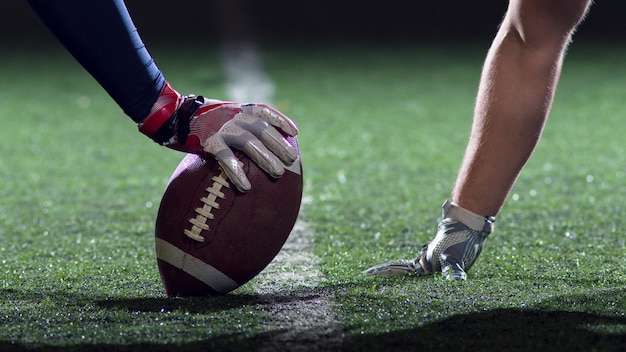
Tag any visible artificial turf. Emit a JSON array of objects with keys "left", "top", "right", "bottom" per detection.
[{"left": 1, "top": 41, "right": 626, "bottom": 351}]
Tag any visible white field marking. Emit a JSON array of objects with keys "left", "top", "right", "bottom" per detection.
[
  {"left": 220, "top": 43, "right": 275, "bottom": 104},
  {"left": 221, "top": 45, "right": 342, "bottom": 348},
  {"left": 254, "top": 216, "right": 343, "bottom": 350},
  {"left": 155, "top": 238, "right": 238, "bottom": 294}
]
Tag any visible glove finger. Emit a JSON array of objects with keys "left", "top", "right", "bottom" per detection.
[
  {"left": 242, "top": 104, "right": 299, "bottom": 136},
  {"left": 258, "top": 125, "right": 298, "bottom": 165},
  {"left": 440, "top": 256, "right": 468, "bottom": 281},
  {"left": 207, "top": 121, "right": 286, "bottom": 179},
  {"left": 233, "top": 113, "right": 298, "bottom": 165},
  {"left": 364, "top": 260, "right": 419, "bottom": 276},
  {"left": 216, "top": 121, "right": 286, "bottom": 179},
  {"left": 216, "top": 153, "right": 252, "bottom": 193},
  {"left": 239, "top": 136, "right": 285, "bottom": 179},
  {"left": 204, "top": 136, "right": 251, "bottom": 193}
]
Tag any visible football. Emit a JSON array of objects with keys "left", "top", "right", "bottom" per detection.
[{"left": 154, "top": 137, "right": 303, "bottom": 297}]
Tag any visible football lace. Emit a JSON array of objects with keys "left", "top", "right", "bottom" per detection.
[{"left": 184, "top": 170, "right": 229, "bottom": 242}]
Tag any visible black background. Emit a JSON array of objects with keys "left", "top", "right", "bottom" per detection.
[{"left": 0, "top": 1, "right": 624, "bottom": 46}]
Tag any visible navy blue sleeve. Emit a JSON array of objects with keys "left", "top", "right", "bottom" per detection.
[{"left": 27, "top": 0, "right": 166, "bottom": 122}]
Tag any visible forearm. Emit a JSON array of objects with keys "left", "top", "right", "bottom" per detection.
[{"left": 27, "top": 0, "right": 165, "bottom": 122}]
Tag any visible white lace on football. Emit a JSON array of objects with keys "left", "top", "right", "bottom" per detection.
[{"left": 184, "top": 170, "right": 230, "bottom": 242}]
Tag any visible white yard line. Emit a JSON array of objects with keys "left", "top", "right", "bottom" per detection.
[
  {"left": 220, "top": 43, "right": 275, "bottom": 104},
  {"left": 254, "top": 217, "right": 343, "bottom": 351},
  {"left": 220, "top": 44, "right": 342, "bottom": 349}
]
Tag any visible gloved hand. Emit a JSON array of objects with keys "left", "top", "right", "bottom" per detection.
[
  {"left": 139, "top": 82, "right": 299, "bottom": 192},
  {"left": 364, "top": 200, "right": 495, "bottom": 281}
]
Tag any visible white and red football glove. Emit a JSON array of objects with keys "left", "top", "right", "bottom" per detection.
[{"left": 139, "top": 82, "right": 299, "bottom": 192}]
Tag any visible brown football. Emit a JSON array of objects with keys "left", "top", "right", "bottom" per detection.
[{"left": 154, "top": 137, "right": 303, "bottom": 296}]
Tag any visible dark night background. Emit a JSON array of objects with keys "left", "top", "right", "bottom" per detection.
[{"left": 0, "top": 1, "right": 624, "bottom": 47}]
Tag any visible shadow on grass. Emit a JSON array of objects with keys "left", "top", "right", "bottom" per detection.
[
  {"left": 94, "top": 289, "right": 327, "bottom": 314},
  {"left": 342, "top": 309, "right": 626, "bottom": 352},
  {"left": 3, "top": 288, "right": 626, "bottom": 351},
  {"left": 341, "top": 288, "right": 626, "bottom": 351}
]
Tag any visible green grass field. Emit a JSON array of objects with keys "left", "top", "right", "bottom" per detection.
[{"left": 1, "top": 41, "right": 626, "bottom": 351}]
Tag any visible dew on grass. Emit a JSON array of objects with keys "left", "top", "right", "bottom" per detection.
[
  {"left": 77, "top": 96, "right": 91, "bottom": 109},
  {"left": 337, "top": 170, "right": 347, "bottom": 183}
]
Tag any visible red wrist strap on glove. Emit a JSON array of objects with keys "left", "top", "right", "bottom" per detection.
[
  {"left": 139, "top": 82, "right": 232, "bottom": 151},
  {"left": 138, "top": 82, "right": 180, "bottom": 140}
]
